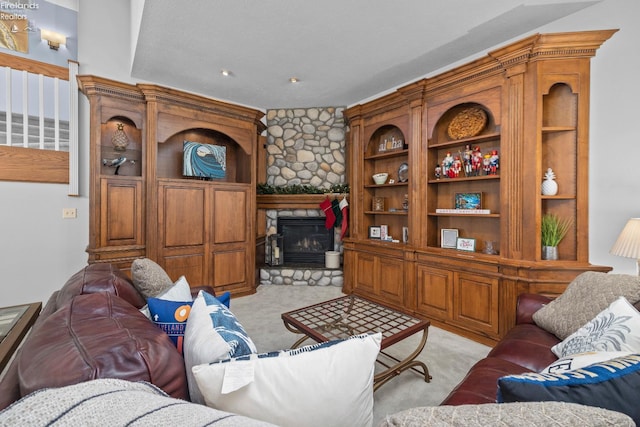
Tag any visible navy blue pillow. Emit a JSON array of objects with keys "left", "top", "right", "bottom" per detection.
[
  {"left": 147, "top": 298, "right": 193, "bottom": 354},
  {"left": 498, "top": 353, "right": 640, "bottom": 425},
  {"left": 216, "top": 291, "right": 231, "bottom": 308}
]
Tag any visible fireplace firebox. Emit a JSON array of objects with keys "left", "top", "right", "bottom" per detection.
[{"left": 277, "top": 217, "right": 334, "bottom": 265}]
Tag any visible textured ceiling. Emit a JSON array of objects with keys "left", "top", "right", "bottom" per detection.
[{"left": 131, "top": 0, "right": 599, "bottom": 110}]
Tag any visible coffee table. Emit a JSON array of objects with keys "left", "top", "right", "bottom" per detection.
[{"left": 281, "top": 294, "right": 431, "bottom": 391}]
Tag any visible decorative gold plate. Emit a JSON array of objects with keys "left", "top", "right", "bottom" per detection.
[{"left": 447, "top": 107, "right": 487, "bottom": 140}]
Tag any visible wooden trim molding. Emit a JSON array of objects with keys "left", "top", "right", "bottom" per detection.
[{"left": 0, "top": 146, "right": 69, "bottom": 184}]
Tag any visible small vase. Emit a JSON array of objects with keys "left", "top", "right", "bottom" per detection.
[
  {"left": 541, "top": 168, "right": 558, "bottom": 196},
  {"left": 542, "top": 245, "right": 558, "bottom": 260}
]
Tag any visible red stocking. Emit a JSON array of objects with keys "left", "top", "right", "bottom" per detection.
[
  {"left": 319, "top": 196, "right": 336, "bottom": 229},
  {"left": 339, "top": 197, "right": 349, "bottom": 239}
]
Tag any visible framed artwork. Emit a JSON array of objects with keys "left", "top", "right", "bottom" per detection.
[
  {"left": 369, "top": 226, "right": 381, "bottom": 239},
  {"left": 441, "top": 228, "right": 459, "bottom": 248},
  {"left": 183, "top": 140, "right": 227, "bottom": 179},
  {"left": 456, "top": 237, "right": 476, "bottom": 252},
  {"left": 455, "top": 192, "right": 482, "bottom": 210},
  {"left": 402, "top": 226, "right": 409, "bottom": 243}
]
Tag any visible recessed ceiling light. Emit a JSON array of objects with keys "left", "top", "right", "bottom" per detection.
[
  {"left": 221, "top": 69, "right": 232, "bottom": 77},
  {"left": 289, "top": 77, "right": 300, "bottom": 83}
]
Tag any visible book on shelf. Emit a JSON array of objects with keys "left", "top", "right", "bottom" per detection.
[{"left": 435, "top": 208, "right": 491, "bottom": 214}]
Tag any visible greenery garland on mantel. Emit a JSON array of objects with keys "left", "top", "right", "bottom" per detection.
[{"left": 257, "top": 183, "right": 349, "bottom": 195}]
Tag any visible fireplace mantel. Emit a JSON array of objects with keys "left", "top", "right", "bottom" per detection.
[{"left": 257, "top": 193, "right": 347, "bottom": 210}]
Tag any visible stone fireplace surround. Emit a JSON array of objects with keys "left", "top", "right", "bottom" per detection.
[{"left": 259, "top": 107, "right": 346, "bottom": 287}]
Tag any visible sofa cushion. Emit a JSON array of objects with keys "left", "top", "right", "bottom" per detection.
[
  {"left": 140, "top": 275, "right": 194, "bottom": 319},
  {"left": 487, "top": 323, "right": 560, "bottom": 372},
  {"left": 184, "top": 290, "right": 256, "bottom": 404},
  {"left": 192, "top": 333, "right": 381, "bottom": 427},
  {"left": 131, "top": 258, "right": 174, "bottom": 298},
  {"left": 56, "top": 263, "right": 145, "bottom": 309},
  {"left": 532, "top": 272, "right": 640, "bottom": 340},
  {"left": 0, "top": 379, "right": 276, "bottom": 426},
  {"left": 497, "top": 353, "right": 640, "bottom": 425},
  {"left": 440, "top": 357, "right": 535, "bottom": 406},
  {"left": 552, "top": 296, "right": 640, "bottom": 358},
  {"left": 17, "top": 292, "right": 188, "bottom": 400},
  {"left": 378, "top": 401, "right": 635, "bottom": 427}
]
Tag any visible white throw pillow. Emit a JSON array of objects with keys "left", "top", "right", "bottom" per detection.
[
  {"left": 552, "top": 296, "right": 640, "bottom": 358},
  {"left": 192, "top": 332, "right": 381, "bottom": 427},
  {"left": 541, "top": 351, "right": 632, "bottom": 374},
  {"left": 184, "top": 290, "right": 256, "bottom": 404},
  {"left": 140, "top": 275, "right": 192, "bottom": 319}
]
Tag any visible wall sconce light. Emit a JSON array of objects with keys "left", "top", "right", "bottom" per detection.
[
  {"left": 610, "top": 218, "right": 640, "bottom": 275},
  {"left": 40, "top": 29, "right": 66, "bottom": 50}
]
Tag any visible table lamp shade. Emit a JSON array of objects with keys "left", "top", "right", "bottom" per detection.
[{"left": 610, "top": 218, "right": 640, "bottom": 275}]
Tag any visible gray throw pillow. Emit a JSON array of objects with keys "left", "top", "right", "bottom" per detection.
[
  {"left": 131, "top": 258, "right": 174, "bottom": 298},
  {"left": 532, "top": 272, "right": 640, "bottom": 339}
]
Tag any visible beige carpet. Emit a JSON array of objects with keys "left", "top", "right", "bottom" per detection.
[{"left": 230, "top": 284, "right": 491, "bottom": 426}]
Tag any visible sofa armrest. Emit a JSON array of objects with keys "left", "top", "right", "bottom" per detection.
[{"left": 516, "top": 293, "right": 552, "bottom": 325}]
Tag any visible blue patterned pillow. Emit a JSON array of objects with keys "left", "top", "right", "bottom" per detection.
[
  {"left": 201, "top": 291, "right": 253, "bottom": 357},
  {"left": 498, "top": 353, "right": 640, "bottom": 425},
  {"left": 147, "top": 298, "right": 193, "bottom": 354}
]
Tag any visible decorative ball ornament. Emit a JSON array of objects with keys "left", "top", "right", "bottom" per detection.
[
  {"left": 111, "top": 123, "right": 129, "bottom": 151},
  {"left": 541, "top": 168, "right": 558, "bottom": 195}
]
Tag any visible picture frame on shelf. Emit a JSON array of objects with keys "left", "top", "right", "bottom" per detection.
[
  {"left": 454, "top": 192, "right": 482, "bottom": 210},
  {"left": 380, "top": 225, "right": 388, "bottom": 240},
  {"left": 369, "top": 226, "right": 382, "bottom": 239},
  {"left": 456, "top": 237, "right": 476, "bottom": 252},
  {"left": 441, "top": 228, "right": 459, "bottom": 248},
  {"left": 402, "top": 226, "right": 409, "bottom": 243}
]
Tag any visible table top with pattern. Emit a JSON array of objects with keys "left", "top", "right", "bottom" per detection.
[{"left": 281, "top": 294, "right": 429, "bottom": 349}]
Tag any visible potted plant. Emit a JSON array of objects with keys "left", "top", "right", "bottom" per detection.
[{"left": 541, "top": 213, "right": 573, "bottom": 260}]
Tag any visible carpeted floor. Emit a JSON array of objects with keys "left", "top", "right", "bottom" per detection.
[{"left": 230, "top": 284, "right": 491, "bottom": 426}]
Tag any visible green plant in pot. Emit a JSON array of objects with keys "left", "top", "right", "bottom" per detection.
[{"left": 541, "top": 213, "right": 573, "bottom": 260}]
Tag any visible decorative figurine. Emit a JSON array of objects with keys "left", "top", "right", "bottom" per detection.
[
  {"left": 442, "top": 152, "right": 454, "bottom": 177},
  {"left": 489, "top": 150, "right": 499, "bottom": 175},
  {"left": 472, "top": 146, "right": 482, "bottom": 176},
  {"left": 463, "top": 144, "right": 473, "bottom": 176},
  {"left": 541, "top": 167, "right": 558, "bottom": 195},
  {"left": 450, "top": 156, "right": 462, "bottom": 178},
  {"left": 434, "top": 165, "right": 442, "bottom": 180},
  {"left": 483, "top": 154, "right": 492, "bottom": 175}
]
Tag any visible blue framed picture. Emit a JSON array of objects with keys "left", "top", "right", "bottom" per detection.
[
  {"left": 183, "top": 141, "right": 226, "bottom": 179},
  {"left": 454, "top": 192, "right": 482, "bottom": 210}
]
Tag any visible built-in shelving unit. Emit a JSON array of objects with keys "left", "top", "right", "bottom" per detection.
[{"left": 343, "top": 30, "right": 617, "bottom": 345}]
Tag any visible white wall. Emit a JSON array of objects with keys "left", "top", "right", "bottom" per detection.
[{"left": 1, "top": 0, "right": 638, "bottom": 307}]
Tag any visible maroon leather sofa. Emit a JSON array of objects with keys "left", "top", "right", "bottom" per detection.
[
  {"left": 0, "top": 263, "right": 214, "bottom": 410},
  {"left": 441, "top": 293, "right": 560, "bottom": 404},
  {"left": 441, "top": 292, "right": 640, "bottom": 405}
]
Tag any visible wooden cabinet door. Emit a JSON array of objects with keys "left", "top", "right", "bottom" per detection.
[
  {"left": 353, "top": 251, "right": 377, "bottom": 296},
  {"left": 212, "top": 189, "right": 247, "bottom": 244},
  {"left": 100, "top": 178, "right": 143, "bottom": 247},
  {"left": 452, "top": 272, "right": 499, "bottom": 335},
  {"left": 415, "top": 264, "right": 452, "bottom": 321},
  {"left": 378, "top": 256, "right": 404, "bottom": 305},
  {"left": 158, "top": 183, "right": 208, "bottom": 285}
]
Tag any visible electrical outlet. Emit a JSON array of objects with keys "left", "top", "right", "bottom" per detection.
[{"left": 62, "top": 208, "right": 77, "bottom": 219}]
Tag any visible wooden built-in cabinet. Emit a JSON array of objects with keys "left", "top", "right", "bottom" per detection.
[
  {"left": 343, "top": 30, "right": 617, "bottom": 345},
  {"left": 79, "top": 76, "right": 265, "bottom": 296}
]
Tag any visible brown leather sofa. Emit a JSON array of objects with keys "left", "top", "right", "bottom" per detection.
[
  {"left": 441, "top": 292, "right": 640, "bottom": 405},
  {"left": 0, "top": 263, "right": 214, "bottom": 410}
]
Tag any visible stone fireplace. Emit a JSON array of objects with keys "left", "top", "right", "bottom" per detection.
[
  {"left": 259, "top": 106, "right": 346, "bottom": 287},
  {"left": 277, "top": 217, "right": 334, "bottom": 265}
]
